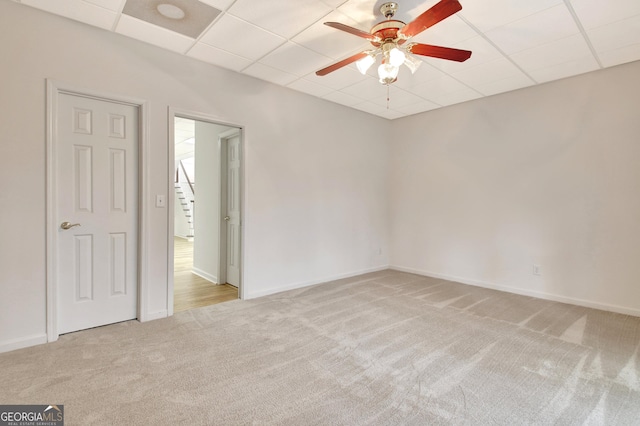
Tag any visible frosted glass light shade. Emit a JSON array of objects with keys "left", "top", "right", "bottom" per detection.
[
  {"left": 389, "top": 47, "right": 406, "bottom": 67},
  {"left": 356, "top": 54, "right": 375, "bottom": 74},
  {"left": 378, "top": 63, "right": 399, "bottom": 85},
  {"left": 404, "top": 54, "right": 422, "bottom": 74}
]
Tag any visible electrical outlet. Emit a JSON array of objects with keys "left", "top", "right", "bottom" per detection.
[{"left": 532, "top": 264, "right": 541, "bottom": 276}]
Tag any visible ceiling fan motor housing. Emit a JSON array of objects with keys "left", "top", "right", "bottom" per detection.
[
  {"left": 380, "top": 2, "right": 399, "bottom": 19},
  {"left": 370, "top": 20, "right": 406, "bottom": 47}
]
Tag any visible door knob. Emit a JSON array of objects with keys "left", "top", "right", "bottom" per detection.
[
  {"left": 60, "top": 221, "right": 81, "bottom": 230},
  {"left": 224, "top": 216, "right": 230, "bottom": 221}
]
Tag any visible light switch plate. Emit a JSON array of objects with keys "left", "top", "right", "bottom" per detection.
[{"left": 156, "top": 194, "right": 166, "bottom": 208}]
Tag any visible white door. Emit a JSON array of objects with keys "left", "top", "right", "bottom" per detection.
[
  {"left": 225, "top": 134, "right": 241, "bottom": 287},
  {"left": 56, "top": 93, "right": 138, "bottom": 334}
]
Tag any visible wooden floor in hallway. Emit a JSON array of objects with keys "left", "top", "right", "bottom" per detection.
[{"left": 174, "top": 237, "right": 238, "bottom": 313}]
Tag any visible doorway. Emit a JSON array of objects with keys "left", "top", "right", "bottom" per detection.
[{"left": 169, "top": 113, "right": 243, "bottom": 314}]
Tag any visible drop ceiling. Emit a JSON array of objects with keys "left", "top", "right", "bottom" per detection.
[
  {"left": 14, "top": 0, "right": 640, "bottom": 119},
  {"left": 174, "top": 117, "right": 195, "bottom": 159}
]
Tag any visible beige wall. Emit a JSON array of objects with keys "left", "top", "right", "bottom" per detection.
[
  {"left": 0, "top": 1, "right": 390, "bottom": 351},
  {"left": 390, "top": 60, "right": 640, "bottom": 315}
]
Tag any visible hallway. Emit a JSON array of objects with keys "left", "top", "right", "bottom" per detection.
[{"left": 174, "top": 237, "right": 238, "bottom": 312}]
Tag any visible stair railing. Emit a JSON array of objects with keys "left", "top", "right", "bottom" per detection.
[{"left": 176, "top": 160, "right": 195, "bottom": 195}]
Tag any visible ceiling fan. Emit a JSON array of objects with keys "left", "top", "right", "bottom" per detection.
[{"left": 316, "top": 0, "right": 472, "bottom": 85}]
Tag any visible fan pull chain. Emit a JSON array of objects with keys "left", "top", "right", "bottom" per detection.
[{"left": 386, "top": 85, "right": 390, "bottom": 109}]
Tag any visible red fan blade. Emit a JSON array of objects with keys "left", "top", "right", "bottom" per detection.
[
  {"left": 399, "top": 0, "right": 462, "bottom": 39},
  {"left": 409, "top": 43, "right": 471, "bottom": 62},
  {"left": 316, "top": 52, "right": 369, "bottom": 76},
  {"left": 324, "top": 22, "right": 377, "bottom": 41}
]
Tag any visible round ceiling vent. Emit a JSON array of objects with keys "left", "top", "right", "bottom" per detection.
[{"left": 156, "top": 3, "right": 186, "bottom": 20}]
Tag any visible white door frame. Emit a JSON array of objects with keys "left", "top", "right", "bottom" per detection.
[
  {"left": 46, "top": 79, "right": 150, "bottom": 342},
  {"left": 167, "top": 108, "right": 245, "bottom": 316}
]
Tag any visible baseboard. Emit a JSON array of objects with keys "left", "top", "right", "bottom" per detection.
[
  {"left": 245, "top": 265, "right": 390, "bottom": 299},
  {"left": 192, "top": 268, "right": 217, "bottom": 284},
  {"left": 0, "top": 333, "right": 47, "bottom": 354},
  {"left": 142, "top": 310, "right": 168, "bottom": 322},
  {"left": 391, "top": 265, "right": 640, "bottom": 318}
]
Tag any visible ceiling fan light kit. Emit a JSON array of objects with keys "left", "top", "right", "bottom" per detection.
[
  {"left": 356, "top": 52, "right": 376, "bottom": 74},
  {"left": 316, "top": 0, "right": 472, "bottom": 87}
]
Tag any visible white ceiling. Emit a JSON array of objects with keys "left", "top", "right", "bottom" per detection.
[
  {"left": 15, "top": 0, "right": 640, "bottom": 119},
  {"left": 175, "top": 117, "right": 195, "bottom": 159}
]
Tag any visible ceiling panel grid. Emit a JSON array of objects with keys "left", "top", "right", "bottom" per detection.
[{"left": 13, "top": 0, "right": 640, "bottom": 119}]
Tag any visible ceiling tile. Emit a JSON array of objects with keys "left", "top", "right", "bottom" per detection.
[
  {"left": 485, "top": 5, "right": 580, "bottom": 55},
  {"left": 199, "top": 14, "right": 285, "bottom": 60},
  {"left": 322, "top": 90, "right": 365, "bottom": 107},
  {"left": 356, "top": 102, "right": 411, "bottom": 120},
  {"left": 597, "top": 44, "right": 640, "bottom": 68},
  {"left": 186, "top": 42, "right": 253, "bottom": 71},
  {"left": 336, "top": 0, "right": 382, "bottom": 29},
  {"left": 587, "top": 14, "right": 640, "bottom": 64},
  {"left": 351, "top": 101, "right": 389, "bottom": 116},
  {"left": 228, "top": 0, "right": 332, "bottom": 39},
  {"left": 321, "top": 0, "right": 348, "bottom": 7},
  {"left": 411, "top": 74, "right": 469, "bottom": 99},
  {"left": 411, "top": 75, "right": 482, "bottom": 106},
  {"left": 292, "top": 11, "right": 367, "bottom": 59},
  {"left": 527, "top": 56, "right": 600, "bottom": 83},
  {"left": 122, "top": 0, "right": 221, "bottom": 39},
  {"left": 304, "top": 67, "right": 364, "bottom": 90},
  {"left": 569, "top": 0, "right": 640, "bottom": 30},
  {"left": 373, "top": 108, "right": 405, "bottom": 120},
  {"left": 174, "top": 117, "right": 195, "bottom": 143},
  {"left": 458, "top": 0, "right": 563, "bottom": 33},
  {"left": 21, "top": 0, "right": 117, "bottom": 30},
  {"left": 411, "top": 15, "right": 478, "bottom": 46},
  {"left": 259, "top": 42, "right": 331, "bottom": 77},
  {"left": 340, "top": 77, "right": 385, "bottom": 100},
  {"left": 242, "top": 63, "right": 298, "bottom": 86},
  {"left": 451, "top": 57, "right": 530, "bottom": 88},
  {"left": 429, "top": 88, "right": 483, "bottom": 106},
  {"left": 199, "top": 0, "right": 235, "bottom": 11},
  {"left": 286, "top": 78, "right": 335, "bottom": 97},
  {"left": 392, "top": 63, "right": 451, "bottom": 90},
  {"left": 370, "top": 86, "right": 425, "bottom": 109},
  {"left": 510, "top": 33, "right": 595, "bottom": 74},
  {"left": 392, "top": 100, "right": 440, "bottom": 115},
  {"left": 83, "top": 0, "right": 124, "bottom": 12},
  {"left": 473, "top": 73, "right": 535, "bottom": 96},
  {"left": 115, "top": 14, "right": 194, "bottom": 52}
]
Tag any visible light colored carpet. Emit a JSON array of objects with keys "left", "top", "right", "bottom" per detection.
[{"left": 1, "top": 270, "right": 639, "bottom": 425}]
